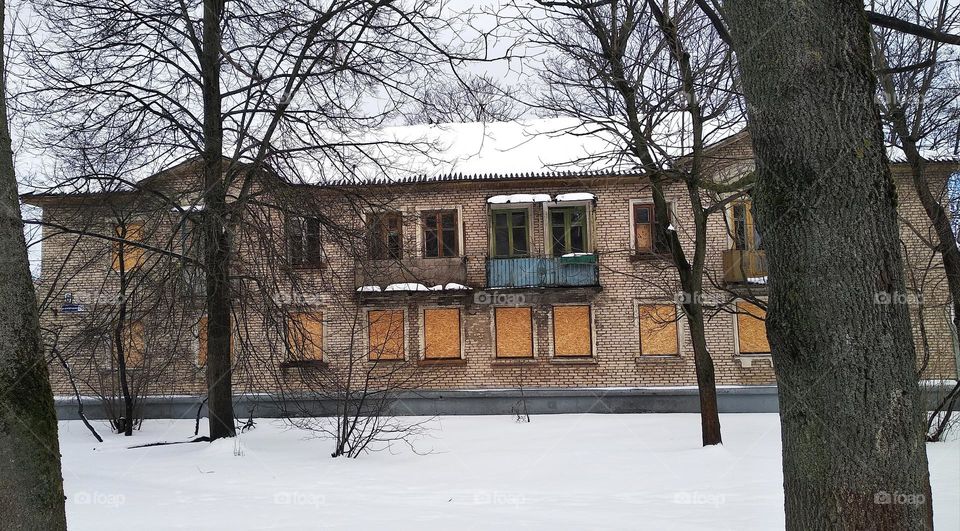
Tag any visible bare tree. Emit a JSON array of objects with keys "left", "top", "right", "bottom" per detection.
[
  {"left": 0, "top": 0, "right": 67, "bottom": 525},
  {"left": 409, "top": 73, "right": 524, "bottom": 124}
]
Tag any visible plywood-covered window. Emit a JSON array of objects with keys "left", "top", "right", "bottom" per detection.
[
  {"left": 423, "top": 308, "right": 461, "bottom": 359},
  {"left": 197, "top": 315, "right": 234, "bottom": 366},
  {"left": 494, "top": 307, "right": 534, "bottom": 358},
  {"left": 736, "top": 301, "right": 770, "bottom": 354},
  {"left": 638, "top": 304, "right": 680, "bottom": 355},
  {"left": 369, "top": 212, "right": 403, "bottom": 260},
  {"left": 119, "top": 320, "right": 145, "bottom": 367},
  {"left": 287, "top": 311, "right": 324, "bottom": 361},
  {"left": 422, "top": 210, "right": 459, "bottom": 258},
  {"left": 368, "top": 309, "right": 405, "bottom": 360},
  {"left": 632, "top": 203, "right": 671, "bottom": 254},
  {"left": 552, "top": 305, "right": 592, "bottom": 357},
  {"left": 112, "top": 222, "right": 145, "bottom": 271}
]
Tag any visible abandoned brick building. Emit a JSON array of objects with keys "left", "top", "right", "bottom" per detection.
[{"left": 24, "top": 119, "right": 959, "bottom": 406}]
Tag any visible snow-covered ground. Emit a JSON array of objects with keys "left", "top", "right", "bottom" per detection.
[{"left": 59, "top": 414, "right": 959, "bottom": 530}]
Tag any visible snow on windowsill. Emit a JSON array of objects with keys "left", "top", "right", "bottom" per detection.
[{"left": 747, "top": 276, "right": 767, "bottom": 284}]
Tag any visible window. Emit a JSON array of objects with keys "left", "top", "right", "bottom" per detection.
[
  {"left": 422, "top": 210, "right": 459, "bottom": 258},
  {"left": 197, "top": 315, "right": 233, "bottom": 366},
  {"left": 369, "top": 212, "right": 403, "bottom": 260},
  {"left": 633, "top": 203, "right": 671, "bottom": 254},
  {"left": 549, "top": 206, "right": 588, "bottom": 256},
  {"left": 638, "top": 304, "right": 679, "bottom": 355},
  {"left": 731, "top": 201, "right": 762, "bottom": 251},
  {"left": 287, "top": 216, "right": 324, "bottom": 267},
  {"left": 490, "top": 209, "right": 529, "bottom": 257},
  {"left": 495, "top": 307, "right": 534, "bottom": 358},
  {"left": 118, "top": 320, "right": 145, "bottom": 367},
  {"left": 423, "top": 308, "right": 461, "bottom": 359},
  {"left": 287, "top": 311, "right": 324, "bottom": 361},
  {"left": 736, "top": 301, "right": 770, "bottom": 354},
  {"left": 553, "top": 305, "right": 592, "bottom": 357},
  {"left": 112, "top": 222, "right": 145, "bottom": 271},
  {"left": 368, "top": 310, "right": 405, "bottom": 360}
]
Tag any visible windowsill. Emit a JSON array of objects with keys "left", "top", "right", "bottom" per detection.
[
  {"left": 368, "top": 357, "right": 406, "bottom": 363},
  {"left": 549, "top": 356, "right": 597, "bottom": 365},
  {"left": 629, "top": 252, "right": 671, "bottom": 262},
  {"left": 635, "top": 354, "right": 683, "bottom": 362},
  {"left": 279, "top": 360, "right": 328, "bottom": 370},
  {"left": 491, "top": 358, "right": 540, "bottom": 366},
  {"left": 417, "top": 358, "right": 467, "bottom": 367}
]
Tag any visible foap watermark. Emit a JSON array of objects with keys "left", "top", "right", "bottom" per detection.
[
  {"left": 273, "top": 491, "right": 326, "bottom": 508},
  {"left": 473, "top": 290, "right": 529, "bottom": 307},
  {"left": 673, "top": 491, "right": 726, "bottom": 508},
  {"left": 473, "top": 490, "right": 525, "bottom": 508},
  {"left": 874, "top": 291, "right": 923, "bottom": 305},
  {"left": 674, "top": 291, "right": 726, "bottom": 306},
  {"left": 72, "top": 491, "right": 126, "bottom": 508},
  {"left": 874, "top": 491, "right": 926, "bottom": 506}
]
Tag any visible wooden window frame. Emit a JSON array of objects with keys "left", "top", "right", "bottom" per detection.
[
  {"left": 493, "top": 306, "right": 535, "bottom": 359},
  {"left": 367, "top": 309, "right": 406, "bottom": 361},
  {"left": 489, "top": 207, "right": 530, "bottom": 258},
  {"left": 629, "top": 201, "right": 673, "bottom": 255},
  {"left": 546, "top": 205, "right": 590, "bottom": 257},
  {"left": 287, "top": 216, "right": 324, "bottom": 269},
  {"left": 368, "top": 212, "right": 403, "bottom": 260},
  {"left": 421, "top": 210, "right": 460, "bottom": 258},
  {"left": 551, "top": 304, "right": 594, "bottom": 358},
  {"left": 728, "top": 200, "right": 762, "bottom": 252},
  {"left": 636, "top": 301, "right": 681, "bottom": 356}
]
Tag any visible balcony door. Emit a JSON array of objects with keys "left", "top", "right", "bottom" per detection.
[
  {"left": 731, "top": 201, "right": 762, "bottom": 251},
  {"left": 490, "top": 209, "right": 529, "bottom": 257},
  {"left": 549, "top": 206, "right": 588, "bottom": 257}
]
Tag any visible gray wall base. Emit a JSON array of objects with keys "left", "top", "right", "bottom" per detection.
[{"left": 55, "top": 384, "right": 957, "bottom": 421}]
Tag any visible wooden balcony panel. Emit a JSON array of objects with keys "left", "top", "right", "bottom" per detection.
[{"left": 722, "top": 250, "right": 768, "bottom": 284}]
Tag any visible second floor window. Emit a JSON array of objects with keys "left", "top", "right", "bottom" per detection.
[
  {"left": 491, "top": 209, "right": 528, "bottom": 257},
  {"left": 369, "top": 212, "right": 403, "bottom": 260},
  {"left": 288, "top": 216, "right": 323, "bottom": 267},
  {"left": 112, "top": 222, "right": 145, "bottom": 271},
  {"left": 549, "top": 206, "right": 587, "bottom": 256},
  {"left": 422, "top": 210, "right": 458, "bottom": 258},
  {"left": 633, "top": 203, "right": 671, "bottom": 254},
  {"left": 731, "top": 201, "right": 762, "bottom": 251}
]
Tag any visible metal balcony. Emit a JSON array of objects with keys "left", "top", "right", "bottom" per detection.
[{"left": 486, "top": 255, "right": 599, "bottom": 289}]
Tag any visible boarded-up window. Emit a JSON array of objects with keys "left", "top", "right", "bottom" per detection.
[
  {"left": 736, "top": 301, "right": 770, "bottom": 354},
  {"left": 112, "top": 222, "right": 145, "bottom": 271},
  {"left": 120, "top": 320, "right": 145, "bottom": 367},
  {"left": 633, "top": 203, "right": 671, "bottom": 254},
  {"left": 197, "top": 315, "right": 233, "bottom": 365},
  {"left": 287, "top": 311, "right": 324, "bottom": 361},
  {"left": 639, "top": 304, "right": 679, "bottom": 355},
  {"left": 495, "top": 307, "right": 533, "bottom": 358},
  {"left": 553, "top": 305, "right": 592, "bottom": 357},
  {"left": 423, "top": 308, "right": 461, "bottom": 359},
  {"left": 369, "top": 310, "right": 405, "bottom": 360}
]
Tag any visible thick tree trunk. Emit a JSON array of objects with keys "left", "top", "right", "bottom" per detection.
[
  {"left": 725, "top": 1, "right": 933, "bottom": 529},
  {"left": 201, "top": 0, "right": 235, "bottom": 440},
  {"left": 0, "top": 2, "right": 69, "bottom": 526}
]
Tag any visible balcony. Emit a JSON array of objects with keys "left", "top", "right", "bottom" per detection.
[
  {"left": 722, "top": 250, "right": 767, "bottom": 284},
  {"left": 486, "top": 255, "right": 599, "bottom": 289},
  {"left": 355, "top": 257, "right": 469, "bottom": 301}
]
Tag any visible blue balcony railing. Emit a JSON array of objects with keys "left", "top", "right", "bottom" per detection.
[{"left": 486, "top": 255, "right": 599, "bottom": 289}]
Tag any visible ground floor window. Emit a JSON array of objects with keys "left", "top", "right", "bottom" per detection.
[
  {"left": 495, "top": 307, "right": 534, "bottom": 358},
  {"left": 638, "top": 304, "right": 680, "bottom": 356},
  {"left": 118, "top": 320, "right": 144, "bottom": 367},
  {"left": 736, "top": 301, "right": 770, "bottom": 354},
  {"left": 286, "top": 311, "right": 324, "bottom": 361},
  {"left": 197, "top": 315, "right": 234, "bottom": 365},
  {"left": 368, "top": 309, "right": 405, "bottom": 360},
  {"left": 552, "top": 305, "right": 592, "bottom": 357},
  {"left": 423, "top": 308, "right": 462, "bottom": 359}
]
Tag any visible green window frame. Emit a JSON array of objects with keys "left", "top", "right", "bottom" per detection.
[
  {"left": 549, "top": 206, "right": 588, "bottom": 256},
  {"left": 490, "top": 209, "right": 529, "bottom": 257}
]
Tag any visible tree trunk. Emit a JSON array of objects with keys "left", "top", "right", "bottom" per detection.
[
  {"left": 0, "top": 1, "right": 69, "bottom": 525},
  {"left": 725, "top": 1, "right": 933, "bottom": 529},
  {"left": 114, "top": 251, "right": 134, "bottom": 436},
  {"left": 201, "top": 0, "right": 235, "bottom": 440}
]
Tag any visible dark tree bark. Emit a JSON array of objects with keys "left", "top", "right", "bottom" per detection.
[
  {"left": 724, "top": 1, "right": 933, "bottom": 529},
  {"left": 200, "top": 0, "right": 236, "bottom": 440},
  {"left": 0, "top": 2, "right": 69, "bottom": 526}
]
